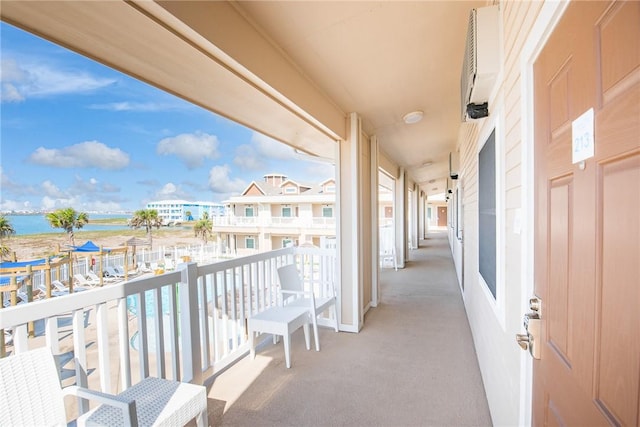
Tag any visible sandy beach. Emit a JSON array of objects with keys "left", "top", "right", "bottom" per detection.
[{"left": 5, "top": 227, "right": 205, "bottom": 262}]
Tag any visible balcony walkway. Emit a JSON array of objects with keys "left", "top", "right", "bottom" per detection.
[{"left": 206, "top": 230, "right": 492, "bottom": 426}]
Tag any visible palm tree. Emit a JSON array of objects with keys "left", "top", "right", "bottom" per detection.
[
  {"left": 194, "top": 212, "right": 213, "bottom": 244},
  {"left": 45, "top": 208, "right": 89, "bottom": 247},
  {"left": 0, "top": 215, "right": 16, "bottom": 261},
  {"left": 130, "top": 209, "right": 163, "bottom": 247}
]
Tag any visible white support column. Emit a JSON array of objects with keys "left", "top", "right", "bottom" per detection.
[
  {"left": 370, "top": 135, "right": 379, "bottom": 307},
  {"left": 337, "top": 112, "right": 372, "bottom": 332},
  {"left": 179, "top": 262, "right": 202, "bottom": 384},
  {"left": 394, "top": 168, "right": 407, "bottom": 268},
  {"left": 410, "top": 183, "right": 419, "bottom": 250}
]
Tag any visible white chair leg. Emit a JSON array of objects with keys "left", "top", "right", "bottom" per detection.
[
  {"left": 331, "top": 304, "right": 339, "bottom": 332},
  {"left": 312, "top": 317, "right": 320, "bottom": 351},
  {"left": 249, "top": 329, "right": 256, "bottom": 359},
  {"left": 303, "top": 323, "right": 311, "bottom": 350},
  {"left": 283, "top": 334, "right": 291, "bottom": 368},
  {"left": 196, "top": 409, "right": 207, "bottom": 427}
]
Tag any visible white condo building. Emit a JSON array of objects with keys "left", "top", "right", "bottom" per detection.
[
  {"left": 215, "top": 173, "right": 336, "bottom": 255},
  {"left": 145, "top": 200, "right": 225, "bottom": 225}
]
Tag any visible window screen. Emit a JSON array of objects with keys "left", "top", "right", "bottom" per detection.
[{"left": 479, "top": 129, "right": 496, "bottom": 298}]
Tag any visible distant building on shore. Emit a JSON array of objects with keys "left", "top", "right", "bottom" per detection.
[
  {"left": 215, "top": 173, "right": 336, "bottom": 255},
  {"left": 145, "top": 200, "right": 224, "bottom": 225}
]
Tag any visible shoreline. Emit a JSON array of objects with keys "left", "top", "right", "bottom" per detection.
[{"left": 5, "top": 226, "right": 200, "bottom": 262}]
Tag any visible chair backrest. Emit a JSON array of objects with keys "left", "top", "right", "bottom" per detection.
[
  {"left": 106, "top": 266, "right": 123, "bottom": 277},
  {"left": 277, "top": 264, "right": 303, "bottom": 293},
  {"left": 74, "top": 273, "right": 87, "bottom": 283},
  {"left": 52, "top": 280, "right": 67, "bottom": 291},
  {"left": 0, "top": 347, "right": 67, "bottom": 425},
  {"left": 88, "top": 271, "right": 101, "bottom": 281}
]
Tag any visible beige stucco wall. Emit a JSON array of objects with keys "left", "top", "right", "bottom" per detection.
[{"left": 457, "top": 1, "right": 546, "bottom": 425}]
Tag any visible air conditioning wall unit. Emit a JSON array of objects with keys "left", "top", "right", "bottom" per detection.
[{"left": 461, "top": 5, "right": 501, "bottom": 121}]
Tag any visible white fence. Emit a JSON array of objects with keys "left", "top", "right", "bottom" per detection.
[{"left": 0, "top": 246, "right": 336, "bottom": 414}]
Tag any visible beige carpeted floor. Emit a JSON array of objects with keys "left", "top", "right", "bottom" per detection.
[{"left": 206, "top": 231, "right": 493, "bottom": 426}]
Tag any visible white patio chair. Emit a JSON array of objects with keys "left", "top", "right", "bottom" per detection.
[
  {"left": 137, "top": 262, "right": 152, "bottom": 274},
  {"left": 105, "top": 266, "right": 125, "bottom": 278},
  {"left": 74, "top": 273, "right": 99, "bottom": 287},
  {"left": 277, "top": 264, "right": 338, "bottom": 351},
  {"left": 35, "top": 283, "right": 68, "bottom": 298},
  {"left": 52, "top": 279, "right": 87, "bottom": 293},
  {"left": 2, "top": 291, "right": 27, "bottom": 307},
  {"left": 88, "top": 271, "right": 115, "bottom": 284},
  {"left": 0, "top": 347, "right": 208, "bottom": 426}
]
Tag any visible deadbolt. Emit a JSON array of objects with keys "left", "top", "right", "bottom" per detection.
[{"left": 529, "top": 296, "right": 541, "bottom": 315}]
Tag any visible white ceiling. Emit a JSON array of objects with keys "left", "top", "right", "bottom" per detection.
[{"left": 1, "top": 0, "right": 486, "bottom": 196}]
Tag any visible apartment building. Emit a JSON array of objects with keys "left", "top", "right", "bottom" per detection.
[
  {"left": 215, "top": 173, "right": 336, "bottom": 255},
  {"left": 145, "top": 200, "right": 225, "bottom": 225}
]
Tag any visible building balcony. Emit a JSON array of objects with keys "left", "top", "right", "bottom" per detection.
[
  {"left": 0, "top": 233, "right": 489, "bottom": 425},
  {"left": 213, "top": 216, "right": 336, "bottom": 230}
]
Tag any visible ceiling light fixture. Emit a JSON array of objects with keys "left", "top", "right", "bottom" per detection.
[
  {"left": 403, "top": 110, "right": 424, "bottom": 124},
  {"left": 422, "top": 161, "right": 433, "bottom": 167}
]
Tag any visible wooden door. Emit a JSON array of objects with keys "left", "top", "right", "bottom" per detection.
[
  {"left": 533, "top": 1, "right": 639, "bottom": 425},
  {"left": 437, "top": 206, "right": 447, "bottom": 227}
]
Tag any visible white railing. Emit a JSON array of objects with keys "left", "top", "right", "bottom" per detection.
[
  {"left": 1, "top": 242, "right": 229, "bottom": 296},
  {"left": 213, "top": 216, "right": 335, "bottom": 229},
  {"left": 0, "top": 247, "right": 336, "bottom": 410}
]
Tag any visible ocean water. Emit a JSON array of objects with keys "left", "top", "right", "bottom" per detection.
[{"left": 5, "top": 214, "right": 131, "bottom": 236}]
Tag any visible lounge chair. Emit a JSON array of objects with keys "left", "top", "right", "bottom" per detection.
[
  {"left": 2, "top": 292, "right": 26, "bottom": 308},
  {"left": 0, "top": 347, "right": 208, "bottom": 426},
  {"left": 35, "top": 283, "right": 67, "bottom": 298},
  {"left": 104, "top": 266, "right": 124, "bottom": 279},
  {"left": 52, "top": 279, "right": 87, "bottom": 293},
  {"left": 74, "top": 273, "right": 99, "bottom": 288},
  {"left": 137, "top": 262, "right": 152, "bottom": 274}
]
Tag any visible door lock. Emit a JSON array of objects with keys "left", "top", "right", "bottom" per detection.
[{"left": 515, "top": 296, "right": 542, "bottom": 359}]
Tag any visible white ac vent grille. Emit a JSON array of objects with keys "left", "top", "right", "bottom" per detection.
[
  {"left": 460, "top": 9, "right": 477, "bottom": 121},
  {"left": 460, "top": 5, "right": 500, "bottom": 121}
]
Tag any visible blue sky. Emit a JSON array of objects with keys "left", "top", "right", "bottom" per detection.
[{"left": 0, "top": 22, "right": 334, "bottom": 213}]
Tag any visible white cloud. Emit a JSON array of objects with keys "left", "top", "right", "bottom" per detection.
[
  {"left": 81, "top": 200, "right": 122, "bottom": 212},
  {"left": 157, "top": 132, "right": 220, "bottom": 169},
  {"left": 41, "top": 180, "right": 65, "bottom": 198},
  {"left": 28, "top": 141, "right": 130, "bottom": 170},
  {"left": 152, "top": 182, "right": 192, "bottom": 201},
  {"left": 159, "top": 183, "right": 177, "bottom": 196},
  {"left": 303, "top": 161, "right": 336, "bottom": 181},
  {"left": 1, "top": 83, "right": 24, "bottom": 102},
  {"left": 0, "top": 199, "right": 31, "bottom": 211},
  {"left": 233, "top": 144, "right": 265, "bottom": 170},
  {"left": 208, "top": 165, "right": 246, "bottom": 194},
  {"left": 233, "top": 132, "right": 296, "bottom": 171},
  {"left": 88, "top": 101, "right": 180, "bottom": 112},
  {"left": 1, "top": 57, "right": 115, "bottom": 102},
  {"left": 41, "top": 196, "right": 77, "bottom": 211},
  {"left": 252, "top": 132, "right": 296, "bottom": 160}
]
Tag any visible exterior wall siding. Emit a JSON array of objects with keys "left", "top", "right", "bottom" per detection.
[{"left": 457, "top": 1, "right": 545, "bottom": 425}]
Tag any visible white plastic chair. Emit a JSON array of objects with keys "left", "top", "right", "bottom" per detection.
[
  {"left": 0, "top": 347, "right": 137, "bottom": 426},
  {"left": 35, "top": 283, "right": 68, "bottom": 298},
  {"left": 74, "top": 273, "right": 99, "bottom": 287},
  {"left": 52, "top": 279, "right": 87, "bottom": 293},
  {"left": 0, "top": 347, "right": 208, "bottom": 426},
  {"left": 277, "top": 264, "right": 338, "bottom": 351},
  {"left": 104, "top": 266, "right": 125, "bottom": 279}
]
